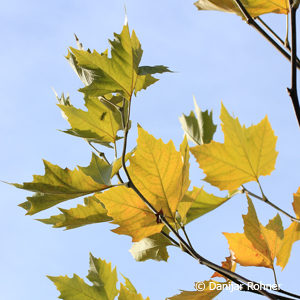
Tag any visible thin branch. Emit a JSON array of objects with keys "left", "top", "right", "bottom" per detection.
[
  {"left": 242, "top": 185, "right": 300, "bottom": 223},
  {"left": 233, "top": 0, "right": 300, "bottom": 70},
  {"left": 181, "top": 225, "right": 194, "bottom": 251},
  {"left": 87, "top": 140, "right": 110, "bottom": 164},
  {"left": 287, "top": 0, "right": 300, "bottom": 127},
  {"left": 161, "top": 230, "right": 180, "bottom": 247},
  {"left": 272, "top": 266, "right": 279, "bottom": 287},
  {"left": 113, "top": 141, "right": 124, "bottom": 184},
  {"left": 118, "top": 98, "right": 299, "bottom": 299}
]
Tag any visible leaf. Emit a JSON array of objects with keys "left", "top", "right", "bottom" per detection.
[
  {"left": 111, "top": 149, "right": 135, "bottom": 178},
  {"left": 129, "top": 232, "right": 173, "bottom": 262},
  {"left": 87, "top": 253, "right": 118, "bottom": 300},
  {"left": 70, "top": 24, "right": 169, "bottom": 100},
  {"left": 14, "top": 153, "right": 111, "bottom": 215},
  {"left": 118, "top": 283, "right": 150, "bottom": 300},
  {"left": 167, "top": 281, "right": 225, "bottom": 299},
  {"left": 224, "top": 196, "right": 283, "bottom": 268},
  {"left": 98, "top": 186, "right": 164, "bottom": 242},
  {"left": 121, "top": 274, "right": 137, "bottom": 293},
  {"left": 276, "top": 187, "right": 300, "bottom": 269},
  {"left": 48, "top": 254, "right": 118, "bottom": 300},
  {"left": 128, "top": 127, "right": 190, "bottom": 224},
  {"left": 211, "top": 254, "right": 236, "bottom": 279},
  {"left": 179, "top": 97, "right": 217, "bottom": 145},
  {"left": 59, "top": 96, "right": 123, "bottom": 146},
  {"left": 190, "top": 103, "right": 278, "bottom": 190},
  {"left": 37, "top": 196, "right": 112, "bottom": 230},
  {"left": 178, "top": 187, "right": 230, "bottom": 225},
  {"left": 194, "top": 0, "right": 289, "bottom": 18}
]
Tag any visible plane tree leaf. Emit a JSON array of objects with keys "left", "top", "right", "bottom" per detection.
[
  {"left": 191, "top": 103, "right": 278, "bottom": 191},
  {"left": 37, "top": 196, "right": 112, "bottom": 230},
  {"left": 129, "top": 232, "right": 173, "bottom": 262},
  {"left": 118, "top": 283, "right": 150, "bottom": 300},
  {"left": 98, "top": 186, "right": 164, "bottom": 242},
  {"left": 59, "top": 96, "right": 123, "bottom": 147},
  {"left": 179, "top": 97, "right": 217, "bottom": 145},
  {"left": 111, "top": 149, "right": 135, "bottom": 179},
  {"left": 14, "top": 153, "right": 112, "bottom": 215},
  {"left": 276, "top": 187, "right": 300, "bottom": 269},
  {"left": 48, "top": 253, "right": 118, "bottom": 300},
  {"left": 70, "top": 24, "right": 170, "bottom": 100},
  {"left": 194, "top": 0, "right": 289, "bottom": 18},
  {"left": 224, "top": 196, "right": 284, "bottom": 268},
  {"left": 178, "top": 187, "right": 232, "bottom": 225},
  {"left": 128, "top": 127, "right": 190, "bottom": 224}
]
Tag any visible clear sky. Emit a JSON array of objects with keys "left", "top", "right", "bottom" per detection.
[{"left": 1, "top": 1, "right": 299, "bottom": 299}]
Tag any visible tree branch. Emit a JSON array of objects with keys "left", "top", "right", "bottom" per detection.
[
  {"left": 233, "top": 0, "right": 300, "bottom": 70},
  {"left": 287, "top": 0, "right": 300, "bottom": 127},
  {"left": 242, "top": 185, "right": 300, "bottom": 223}
]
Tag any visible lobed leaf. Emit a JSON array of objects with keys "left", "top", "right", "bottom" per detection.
[
  {"left": 191, "top": 103, "right": 278, "bottom": 190},
  {"left": 14, "top": 153, "right": 111, "bottom": 215}
]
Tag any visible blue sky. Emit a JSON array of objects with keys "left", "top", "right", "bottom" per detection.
[{"left": 1, "top": 1, "right": 299, "bottom": 299}]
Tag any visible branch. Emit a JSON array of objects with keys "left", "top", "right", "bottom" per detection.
[
  {"left": 87, "top": 140, "right": 110, "bottom": 164},
  {"left": 118, "top": 98, "right": 299, "bottom": 299},
  {"left": 242, "top": 185, "right": 300, "bottom": 223},
  {"left": 287, "top": 1, "right": 300, "bottom": 127},
  {"left": 233, "top": 0, "right": 300, "bottom": 70}
]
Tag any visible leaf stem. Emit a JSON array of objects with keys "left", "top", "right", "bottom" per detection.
[
  {"left": 233, "top": 0, "right": 300, "bottom": 70},
  {"left": 287, "top": 1, "right": 300, "bottom": 128},
  {"left": 87, "top": 141, "right": 110, "bottom": 164},
  {"left": 118, "top": 99, "right": 299, "bottom": 299},
  {"left": 272, "top": 266, "right": 279, "bottom": 287},
  {"left": 241, "top": 185, "right": 300, "bottom": 223}
]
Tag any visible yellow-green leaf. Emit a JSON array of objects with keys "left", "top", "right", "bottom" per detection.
[
  {"left": 224, "top": 196, "right": 283, "bottom": 268},
  {"left": 129, "top": 232, "right": 173, "bottom": 262},
  {"left": 178, "top": 187, "right": 231, "bottom": 225},
  {"left": 194, "top": 0, "right": 289, "bottom": 18},
  {"left": 276, "top": 187, "right": 300, "bottom": 269},
  {"left": 70, "top": 24, "right": 170, "bottom": 100},
  {"left": 128, "top": 127, "right": 190, "bottom": 224},
  {"left": 118, "top": 283, "right": 150, "bottom": 300},
  {"left": 15, "top": 153, "right": 111, "bottom": 215},
  {"left": 37, "top": 196, "right": 112, "bottom": 230},
  {"left": 191, "top": 103, "right": 278, "bottom": 190},
  {"left": 98, "top": 186, "right": 164, "bottom": 242},
  {"left": 59, "top": 96, "right": 122, "bottom": 146},
  {"left": 111, "top": 149, "right": 135, "bottom": 178}
]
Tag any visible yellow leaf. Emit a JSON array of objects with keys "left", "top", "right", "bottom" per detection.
[
  {"left": 276, "top": 187, "right": 300, "bottom": 269},
  {"left": 128, "top": 127, "right": 190, "bottom": 223},
  {"left": 211, "top": 254, "right": 236, "bottom": 279},
  {"left": 191, "top": 103, "right": 278, "bottom": 190},
  {"left": 194, "top": 0, "right": 289, "bottom": 18},
  {"left": 98, "top": 186, "right": 164, "bottom": 242},
  {"left": 224, "top": 196, "right": 283, "bottom": 268}
]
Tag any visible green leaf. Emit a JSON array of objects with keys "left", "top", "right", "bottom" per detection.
[
  {"left": 59, "top": 96, "right": 123, "bottom": 146},
  {"left": 121, "top": 274, "right": 137, "bottom": 293},
  {"left": 14, "top": 154, "right": 111, "bottom": 215},
  {"left": 180, "top": 187, "right": 231, "bottom": 224},
  {"left": 179, "top": 97, "right": 217, "bottom": 145},
  {"left": 37, "top": 196, "right": 112, "bottom": 230},
  {"left": 48, "top": 253, "right": 118, "bottom": 300},
  {"left": 118, "top": 284, "right": 150, "bottom": 300},
  {"left": 129, "top": 233, "right": 173, "bottom": 262},
  {"left": 70, "top": 24, "right": 169, "bottom": 100}
]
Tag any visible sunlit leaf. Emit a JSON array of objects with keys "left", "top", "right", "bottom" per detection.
[
  {"left": 14, "top": 154, "right": 111, "bottom": 215},
  {"left": 38, "top": 196, "right": 112, "bottom": 229},
  {"left": 191, "top": 103, "right": 278, "bottom": 190},
  {"left": 194, "top": 0, "right": 289, "bottom": 18},
  {"left": 48, "top": 253, "right": 118, "bottom": 300},
  {"left": 118, "top": 283, "right": 150, "bottom": 300},
  {"left": 276, "top": 187, "right": 300, "bottom": 269},
  {"left": 111, "top": 149, "right": 135, "bottom": 178},
  {"left": 70, "top": 24, "right": 169, "bottom": 100},
  {"left": 211, "top": 253, "right": 236, "bottom": 279},
  {"left": 59, "top": 96, "right": 122, "bottom": 146},
  {"left": 98, "top": 186, "right": 164, "bottom": 242},
  {"left": 129, "top": 232, "right": 173, "bottom": 262},
  {"left": 224, "top": 196, "right": 283, "bottom": 268},
  {"left": 128, "top": 127, "right": 190, "bottom": 224},
  {"left": 179, "top": 97, "right": 217, "bottom": 145}
]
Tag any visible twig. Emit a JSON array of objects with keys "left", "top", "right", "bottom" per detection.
[
  {"left": 113, "top": 141, "right": 124, "bottom": 184},
  {"left": 233, "top": 0, "right": 300, "bottom": 70},
  {"left": 87, "top": 140, "right": 110, "bottom": 164},
  {"left": 287, "top": 0, "right": 300, "bottom": 127},
  {"left": 118, "top": 98, "right": 298, "bottom": 299},
  {"left": 161, "top": 230, "right": 180, "bottom": 247},
  {"left": 241, "top": 185, "right": 300, "bottom": 223}
]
